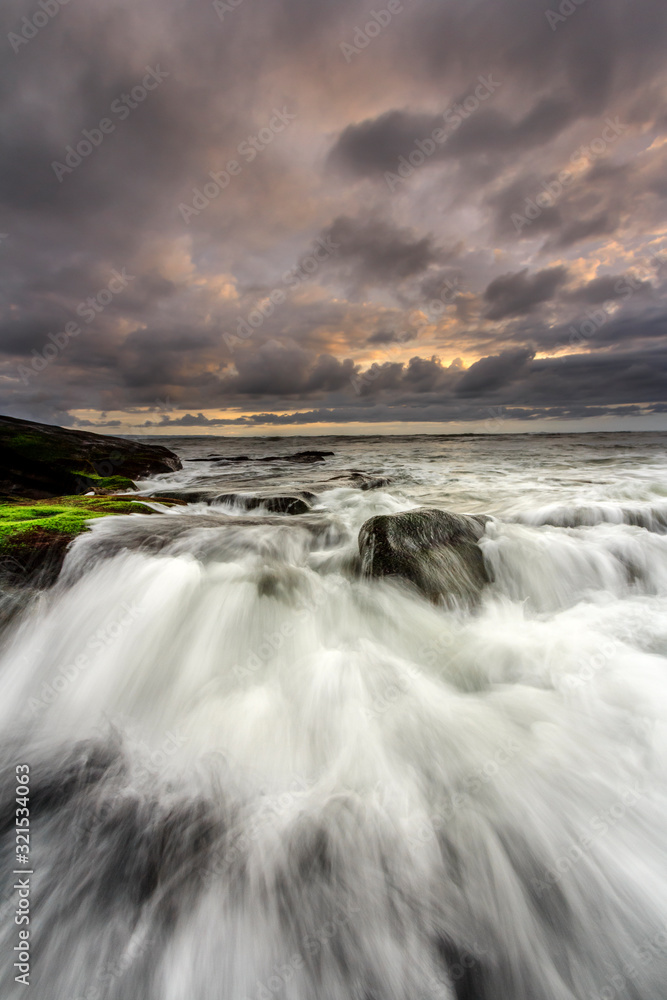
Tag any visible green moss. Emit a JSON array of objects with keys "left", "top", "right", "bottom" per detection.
[
  {"left": 73, "top": 471, "right": 137, "bottom": 491},
  {"left": 0, "top": 496, "right": 154, "bottom": 549}
]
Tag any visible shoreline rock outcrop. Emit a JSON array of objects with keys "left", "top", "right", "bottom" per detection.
[
  {"left": 0, "top": 415, "right": 183, "bottom": 592},
  {"left": 358, "top": 507, "right": 491, "bottom": 604},
  {"left": 0, "top": 413, "right": 181, "bottom": 499},
  {"left": 0, "top": 495, "right": 164, "bottom": 588}
]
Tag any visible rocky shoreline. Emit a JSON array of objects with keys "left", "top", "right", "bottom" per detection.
[
  {"left": 0, "top": 416, "right": 492, "bottom": 608},
  {"left": 0, "top": 414, "right": 182, "bottom": 588}
]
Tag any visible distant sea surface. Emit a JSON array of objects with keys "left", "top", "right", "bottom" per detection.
[{"left": 145, "top": 430, "right": 667, "bottom": 516}]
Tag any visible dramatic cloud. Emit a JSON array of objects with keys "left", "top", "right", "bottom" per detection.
[
  {"left": 0, "top": 0, "right": 666, "bottom": 432},
  {"left": 483, "top": 267, "right": 569, "bottom": 321}
]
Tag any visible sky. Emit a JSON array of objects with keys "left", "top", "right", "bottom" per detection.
[{"left": 1, "top": 0, "right": 667, "bottom": 436}]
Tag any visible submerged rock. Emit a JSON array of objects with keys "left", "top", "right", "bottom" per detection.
[
  {"left": 190, "top": 451, "right": 333, "bottom": 465},
  {"left": 282, "top": 450, "right": 334, "bottom": 464},
  {"left": 0, "top": 413, "right": 181, "bottom": 499},
  {"left": 358, "top": 507, "right": 490, "bottom": 604},
  {"left": 149, "top": 489, "right": 219, "bottom": 504},
  {"left": 214, "top": 493, "right": 314, "bottom": 515},
  {"left": 148, "top": 490, "right": 316, "bottom": 513},
  {"left": 324, "top": 470, "right": 391, "bottom": 491},
  {"left": 189, "top": 456, "right": 249, "bottom": 463}
]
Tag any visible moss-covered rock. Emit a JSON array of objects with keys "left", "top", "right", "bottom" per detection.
[
  {"left": 0, "top": 495, "right": 158, "bottom": 586},
  {"left": 0, "top": 413, "right": 181, "bottom": 499},
  {"left": 72, "top": 472, "right": 138, "bottom": 492},
  {"left": 358, "top": 507, "right": 491, "bottom": 605}
]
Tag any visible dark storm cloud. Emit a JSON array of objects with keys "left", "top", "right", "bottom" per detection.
[
  {"left": 366, "top": 329, "right": 418, "bottom": 345},
  {"left": 344, "top": 347, "right": 667, "bottom": 416},
  {"left": 401, "top": 0, "right": 667, "bottom": 112},
  {"left": 564, "top": 274, "right": 653, "bottom": 305},
  {"left": 0, "top": 0, "right": 666, "bottom": 429},
  {"left": 141, "top": 347, "right": 667, "bottom": 426},
  {"left": 319, "top": 215, "right": 449, "bottom": 291},
  {"left": 457, "top": 349, "right": 534, "bottom": 396},
  {"left": 327, "top": 97, "right": 578, "bottom": 179},
  {"left": 539, "top": 307, "right": 667, "bottom": 354},
  {"left": 483, "top": 267, "right": 568, "bottom": 321},
  {"left": 328, "top": 110, "right": 439, "bottom": 177},
  {"left": 550, "top": 211, "right": 620, "bottom": 250},
  {"left": 220, "top": 344, "right": 356, "bottom": 397}
]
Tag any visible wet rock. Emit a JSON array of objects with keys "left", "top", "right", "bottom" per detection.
[
  {"left": 350, "top": 471, "right": 391, "bottom": 490},
  {"left": 189, "top": 456, "right": 249, "bottom": 463},
  {"left": 0, "top": 529, "right": 73, "bottom": 590},
  {"left": 0, "top": 444, "right": 83, "bottom": 500},
  {"left": 59, "top": 512, "right": 343, "bottom": 583},
  {"left": 321, "top": 470, "right": 391, "bottom": 491},
  {"left": 358, "top": 508, "right": 490, "bottom": 604},
  {"left": 189, "top": 451, "right": 333, "bottom": 465},
  {"left": 214, "top": 493, "right": 314, "bottom": 515},
  {"left": 283, "top": 450, "right": 334, "bottom": 464},
  {"left": 0, "top": 496, "right": 159, "bottom": 589},
  {"left": 149, "top": 489, "right": 219, "bottom": 504},
  {"left": 0, "top": 413, "right": 181, "bottom": 499}
]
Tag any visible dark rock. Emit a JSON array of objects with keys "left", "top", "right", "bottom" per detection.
[
  {"left": 255, "top": 451, "right": 334, "bottom": 464},
  {"left": 283, "top": 450, "right": 334, "bottom": 463},
  {"left": 358, "top": 508, "right": 490, "bottom": 604},
  {"left": 189, "top": 456, "right": 249, "bottom": 463},
  {"left": 118, "top": 495, "right": 187, "bottom": 506},
  {"left": 0, "top": 443, "right": 83, "bottom": 500},
  {"left": 214, "top": 493, "right": 314, "bottom": 515},
  {"left": 0, "top": 528, "right": 73, "bottom": 589},
  {"left": 360, "top": 479, "right": 389, "bottom": 491},
  {"left": 0, "top": 414, "right": 182, "bottom": 499},
  {"left": 0, "top": 496, "right": 159, "bottom": 589},
  {"left": 350, "top": 472, "right": 391, "bottom": 491},
  {"left": 321, "top": 470, "right": 391, "bottom": 491},
  {"left": 149, "top": 489, "right": 218, "bottom": 504}
]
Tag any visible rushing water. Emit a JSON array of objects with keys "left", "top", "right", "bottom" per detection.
[{"left": 2, "top": 432, "right": 667, "bottom": 1000}]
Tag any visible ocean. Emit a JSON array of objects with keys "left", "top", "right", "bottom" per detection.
[{"left": 1, "top": 431, "right": 667, "bottom": 1000}]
